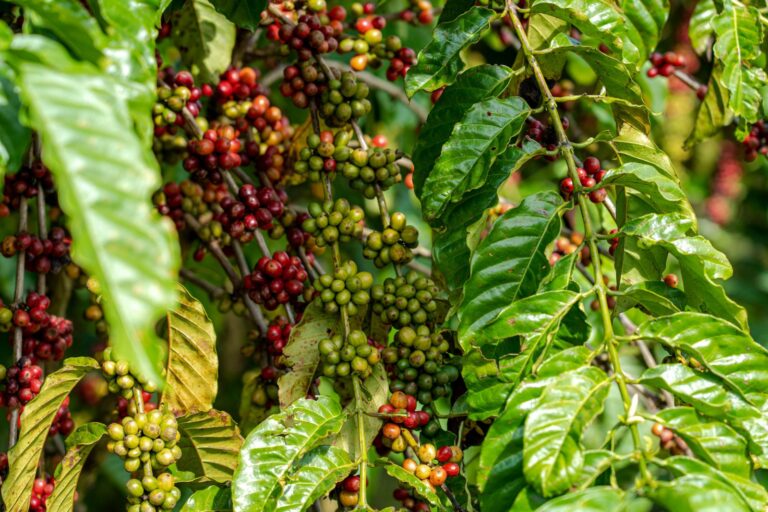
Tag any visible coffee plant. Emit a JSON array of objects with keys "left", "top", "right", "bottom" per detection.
[{"left": 0, "top": 0, "right": 767, "bottom": 510}]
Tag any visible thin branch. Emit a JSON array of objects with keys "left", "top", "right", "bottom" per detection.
[
  {"left": 179, "top": 268, "right": 227, "bottom": 299},
  {"left": 184, "top": 213, "right": 240, "bottom": 285},
  {"left": 440, "top": 484, "right": 467, "bottom": 512},
  {"left": 9, "top": 197, "right": 29, "bottom": 449},
  {"left": 36, "top": 185, "right": 47, "bottom": 295}
]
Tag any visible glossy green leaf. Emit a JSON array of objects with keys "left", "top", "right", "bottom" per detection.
[
  {"left": 181, "top": 485, "right": 232, "bottom": 511},
  {"left": 616, "top": 280, "right": 686, "bottom": 316},
  {"left": 523, "top": 366, "right": 611, "bottom": 496},
  {"left": 620, "top": 0, "right": 668, "bottom": 59},
  {"left": 609, "top": 124, "right": 679, "bottom": 180},
  {"left": 657, "top": 408, "right": 750, "bottom": 478},
  {"left": 47, "top": 423, "right": 107, "bottom": 512},
  {"left": 274, "top": 446, "right": 355, "bottom": 512},
  {"left": 574, "top": 450, "right": 615, "bottom": 489},
  {"left": 539, "top": 251, "right": 578, "bottom": 292},
  {"left": 458, "top": 191, "right": 563, "bottom": 343},
  {"left": 420, "top": 96, "right": 530, "bottom": 221},
  {"left": 176, "top": 409, "right": 243, "bottom": 484},
  {"left": 2, "top": 357, "right": 99, "bottom": 512},
  {"left": 212, "top": 0, "right": 266, "bottom": 30},
  {"left": 687, "top": 64, "right": 733, "bottom": 146},
  {"left": 413, "top": 64, "right": 513, "bottom": 196},
  {"left": 162, "top": 284, "right": 218, "bottom": 417},
  {"left": 278, "top": 301, "right": 340, "bottom": 408},
  {"left": 405, "top": 7, "right": 496, "bottom": 97},
  {"left": 232, "top": 396, "right": 346, "bottom": 512},
  {"left": 0, "top": 62, "right": 30, "bottom": 176},
  {"left": 463, "top": 349, "right": 524, "bottom": 421},
  {"left": 712, "top": 4, "right": 765, "bottom": 122},
  {"left": 663, "top": 456, "right": 766, "bottom": 511},
  {"left": 382, "top": 461, "right": 441, "bottom": 508},
  {"left": 690, "top": 0, "right": 716, "bottom": 54},
  {"left": 638, "top": 312, "right": 768, "bottom": 395},
  {"left": 11, "top": 48, "right": 179, "bottom": 383},
  {"left": 640, "top": 365, "right": 768, "bottom": 465},
  {"left": 649, "top": 473, "right": 750, "bottom": 512},
  {"left": 527, "top": 14, "right": 568, "bottom": 50},
  {"left": 174, "top": 0, "right": 237, "bottom": 84},
  {"left": 438, "top": 0, "right": 475, "bottom": 23},
  {"left": 537, "top": 487, "right": 626, "bottom": 511}
]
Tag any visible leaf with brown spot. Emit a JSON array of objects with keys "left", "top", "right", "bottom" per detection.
[
  {"left": 162, "top": 284, "right": 218, "bottom": 417},
  {"left": 47, "top": 423, "right": 107, "bottom": 512}
]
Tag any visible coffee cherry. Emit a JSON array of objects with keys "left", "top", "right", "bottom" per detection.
[
  {"left": 371, "top": 272, "right": 439, "bottom": 328},
  {"left": 318, "top": 70, "right": 372, "bottom": 126},
  {"left": 363, "top": 213, "right": 419, "bottom": 268},
  {"left": 319, "top": 329, "right": 380, "bottom": 378},
  {"left": 302, "top": 199, "right": 364, "bottom": 248},
  {"left": 309, "top": 259, "right": 372, "bottom": 315},
  {"left": 245, "top": 252, "right": 307, "bottom": 311},
  {"left": 443, "top": 462, "right": 460, "bottom": 477},
  {"left": 663, "top": 274, "right": 678, "bottom": 288}
]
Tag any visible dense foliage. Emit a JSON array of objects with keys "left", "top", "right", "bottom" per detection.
[{"left": 0, "top": 0, "right": 768, "bottom": 510}]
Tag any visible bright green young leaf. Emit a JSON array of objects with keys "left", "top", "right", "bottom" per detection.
[
  {"left": 174, "top": 0, "right": 237, "bottom": 84},
  {"left": 689, "top": 0, "right": 716, "bottom": 54},
  {"left": 2, "top": 357, "right": 99, "bottom": 512},
  {"left": 0, "top": 62, "right": 30, "bottom": 176},
  {"left": 657, "top": 408, "right": 750, "bottom": 478},
  {"left": 638, "top": 312, "right": 768, "bottom": 395},
  {"left": 162, "top": 284, "right": 218, "bottom": 417},
  {"left": 537, "top": 486, "right": 626, "bottom": 511},
  {"left": 523, "top": 366, "right": 611, "bottom": 497},
  {"left": 405, "top": 7, "right": 496, "bottom": 97},
  {"left": 616, "top": 280, "right": 686, "bottom": 316},
  {"left": 458, "top": 191, "right": 563, "bottom": 343},
  {"left": 274, "top": 446, "right": 355, "bottom": 512},
  {"left": 648, "top": 473, "right": 750, "bottom": 512},
  {"left": 232, "top": 396, "right": 347, "bottom": 512},
  {"left": 11, "top": 49, "right": 180, "bottom": 383},
  {"left": 381, "top": 461, "right": 442, "bottom": 508},
  {"left": 609, "top": 124, "right": 678, "bottom": 179},
  {"left": 278, "top": 301, "right": 340, "bottom": 408},
  {"left": 181, "top": 485, "right": 232, "bottom": 511},
  {"left": 47, "top": 423, "right": 107, "bottom": 512},
  {"left": 527, "top": 14, "right": 568, "bottom": 50},
  {"left": 420, "top": 96, "right": 530, "bottom": 221},
  {"left": 212, "top": 0, "right": 267, "bottom": 30},
  {"left": 176, "top": 409, "right": 243, "bottom": 484},
  {"left": 413, "top": 64, "right": 513, "bottom": 196}
]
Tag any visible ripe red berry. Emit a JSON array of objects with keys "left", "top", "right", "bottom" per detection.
[
  {"left": 583, "top": 157, "right": 601, "bottom": 174},
  {"left": 663, "top": 274, "right": 678, "bottom": 288}
]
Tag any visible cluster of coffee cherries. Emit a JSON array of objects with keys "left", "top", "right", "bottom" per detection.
[
  {"left": 273, "top": 13, "right": 343, "bottom": 60},
  {"left": 651, "top": 422, "right": 689, "bottom": 455},
  {"left": 264, "top": 317, "right": 293, "bottom": 356},
  {"left": 244, "top": 251, "right": 307, "bottom": 311},
  {"left": 376, "top": 392, "right": 431, "bottom": 454},
  {"left": 183, "top": 126, "right": 243, "bottom": 184},
  {"left": 319, "top": 329, "right": 381, "bottom": 378},
  {"left": 607, "top": 229, "right": 619, "bottom": 256},
  {"left": 400, "top": 442, "right": 461, "bottom": 490},
  {"left": 29, "top": 475, "right": 55, "bottom": 512},
  {"left": 559, "top": 156, "right": 609, "bottom": 203},
  {"left": 106, "top": 408, "right": 182, "bottom": 473},
  {"left": 398, "top": 0, "right": 435, "bottom": 25},
  {"left": 363, "top": 212, "right": 419, "bottom": 268},
  {"left": 153, "top": 70, "right": 206, "bottom": 128},
  {"left": 280, "top": 61, "right": 328, "bottom": 109},
  {"left": 215, "top": 184, "right": 286, "bottom": 243},
  {"left": 743, "top": 120, "right": 768, "bottom": 162},
  {"left": 647, "top": 51, "right": 685, "bottom": 79},
  {"left": 302, "top": 199, "right": 365, "bottom": 250},
  {"left": 1, "top": 226, "right": 72, "bottom": 275},
  {"left": 295, "top": 130, "right": 353, "bottom": 182},
  {"left": 247, "top": 368, "right": 279, "bottom": 410},
  {"left": 335, "top": 474, "right": 362, "bottom": 508},
  {"left": 549, "top": 232, "right": 589, "bottom": 267},
  {"left": 1, "top": 357, "right": 44, "bottom": 407},
  {"left": 101, "top": 349, "right": 158, "bottom": 401},
  {"left": 524, "top": 116, "right": 566, "bottom": 154},
  {"left": 383, "top": 327, "right": 458, "bottom": 404},
  {"left": 371, "top": 272, "right": 439, "bottom": 328},
  {"left": 48, "top": 396, "right": 75, "bottom": 437},
  {"left": 342, "top": 147, "right": 402, "bottom": 199},
  {"left": 308, "top": 260, "right": 372, "bottom": 315},
  {"left": 5, "top": 292, "right": 73, "bottom": 361},
  {"left": 153, "top": 180, "right": 212, "bottom": 232},
  {"left": 318, "top": 71, "right": 372, "bottom": 127},
  {"left": 392, "top": 487, "right": 430, "bottom": 512},
  {"left": 125, "top": 472, "right": 181, "bottom": 512},
  {"left": 0, "top": 162, "right": 55, "bottom": 215}
]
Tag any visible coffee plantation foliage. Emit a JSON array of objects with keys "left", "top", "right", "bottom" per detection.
[{"left": 1, "top": 0, "right": 768, "bottom": 510}]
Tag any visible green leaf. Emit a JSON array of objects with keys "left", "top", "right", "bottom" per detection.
[
  {"left": 212, "top": 0, "right": 266, "bottom": 30},
  {"left": 638, "top": 312, "right": 768, "bottom": 396},
  {"left": 413, "top": 64, "right": 513, "bottom": 197},
  {"left": 622, "top": 214, "right": 747, "bottom": 329},
  {"left": 181, "top": 485, "right": 232, "bottom": 511},
  {"left": 47, "top": 423, "right": 107, "bottom": 512},
  {"left": 278, "top": 301, "right": 339, "bottom": 408},
  {"left": 420, "top": 96, "right": 530, "bottom": 221},
  {"left": 232, "top": 396, "right": 347, "bottom": 512},
  {"left": 462, "top": 349, "right": 524, "bottom": 421},
  {"left": 663, "top": 456, "right": 767, "bottom": 511},
  {"left": 333, "top": 364, "right": 389, "bottom": 461},
  {"left": 539, "top": 251, "right": 579, "bottom": 292},
  {"left": 657, "top": 408, "right": 750, "bottom": 478},
  {"left": 537, "top": 487, "right": 626, "bottom": 511},
  {"left": 615, "top": 280, "right": 686, "bottom": 316},
  {"left": 0, "top": 62, "right": 30, "bottom": 176},
  {"left": 274, "top": 446, "right": 354, "bottom": 512},
  {"left": 686, "top": 65, "right": 733, "bottom": 146},
  {"left": 11, "top": 49, "right": 180, "bottom": 383},
  {"left": 649, "top": 473, "right": 750, "bottom": 512},
  {"left": 523, "top": 366, "right": 611, "bottom": 496},
  {"left": 620, "top": 0, "right": 668, "bottom": 59},
  {"left": 574, "top": 450, "right": 615, "bottom": 488},
  {"left": 381, "top": 461, "right": 441, "bottom": 508},
  {"left": 458, "top": 191, "right": 563, "bottom": 343},
  {"left": 690, "top": 0, "right": 716, "bottom": 54},
  {"left": 437, "top": 0, "right": 475, "bottom": 23},
  {"left": 640, "top": 365, "right": 768, "bottom": 465},
  {"left": 176, "top": 409, "right": 243, "bottom": 484},
  {"left": 527, "top": 14, "right": 568, "bottom": 50},
  {"left": 2, "top": 357, "right": 99, "bottom": 512},
  {"left": 174, "top": 0, "right": 237, "bottom": 84},
  {"left": 162, "top": 284, "right": 218, "bottom": 416},
  {"left": 405, "top": 7, "right": 496, "bottom": 97}
]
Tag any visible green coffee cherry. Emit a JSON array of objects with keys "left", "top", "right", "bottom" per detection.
[
  {"left": 319, "top": 330, "right": 381, "bottom": 379},
  {"left": 371, "top": 272, "right": 439, "bottom": 327},
  {"left": 308, "top": 260, "right": 373, "bottom": 315},
  {"left": 302, "top": 199, "right": 364, "bottom": 247},
  {"left": 363, "top": 212, "right": 419, "bottom": 268},
  {"left": 319, "top": 71, "right": 372, "bottom": 127}
]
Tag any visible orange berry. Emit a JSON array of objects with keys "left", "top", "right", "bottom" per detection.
[
  {"left": 405, "top": 172, "right": 414, "bottom": 189},
  {"left": 351, "top": 54, "right": 369, "bottom": 71},
  {"left": 429, "top": 466, "right": 447, "bottom": 486}
]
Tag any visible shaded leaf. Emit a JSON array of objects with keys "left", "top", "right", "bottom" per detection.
[
  {"left": 2, "top": 357, "right": 99, "bottom": 512},
  {"left": 537, "top": 486, "right": 626, "bottom": 511},
  {"left": 162, "top": 284, "right": 218, "bottom": 417},
  {"left": 212, "top": 0, "right": 266, "bottom": 30},
  {"left": 616, "top": 280, "right": 686, "bottom": 316},
  {"left": 405, "top": 7, "right": 496, "bottom": 97},
  {"left": 176, "top": 409, "right": 243, "bottom": 484},
  {"left": 687, "top": 64, "right": 733, "bottom": 146},
  {"left": 333, "top": 364, "right": 389, "bottom": 461},
  {"left": 174, "top": 0, "right": 237, "bottom": 84},
  {"left": 690, "top": 0, "right": 716, "bottom": 54},
  {"left": 275, "top": 446, "right": 355, "bottom": 512},
  {"left": 0, "top": 62, "right": 30, "bottom": 176},
  {"left": 47, "top": 423, "right": 107, "bottom": 512},
  {"left": 181, "top": 485, "right": 232, "bottom": 511}
]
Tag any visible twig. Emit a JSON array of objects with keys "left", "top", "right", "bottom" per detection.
[
  {"left": 179, "top": 268, "right": 227, "bottom": 299},
  {"left": 441, "top": 484, "right": 467, "bottom": 512},
  {"left": 183, "top": 213, "right": 240, "bottom": 285},
  {"left": 36, "top": 185, "right": 47, "bottom": 295},
  {"left": 9, "top": 197, "right": 29, "bottom": 449}
]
